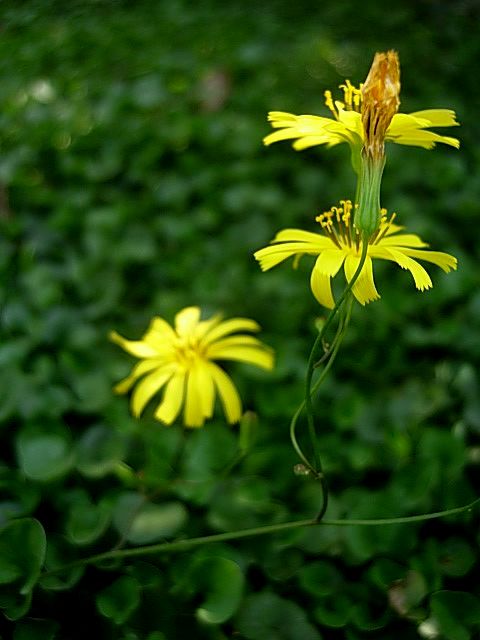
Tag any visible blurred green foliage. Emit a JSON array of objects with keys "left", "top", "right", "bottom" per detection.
[{"left": 0, "top": 0, "right": 479, "bottom": 638}]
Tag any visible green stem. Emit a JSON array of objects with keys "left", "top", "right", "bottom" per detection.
[
  {"left": 291, "top": 317, "right": 344, "bottom": 471},
  {"left": 289, "top": 298, "right": 352, "bottom": 474},
  {"left": 42, "top": 498, "right": 480, "bottom": 576},
  {"left": 298, "top": 239, "right": 369, "bottom": 519}
]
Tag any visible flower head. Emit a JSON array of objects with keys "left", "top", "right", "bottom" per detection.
[
  {"left": 110, "top": 307, "right": 274, "bottom": 428},
  {"left": 254, "top": 200, "right": 457, "bottom": 309},
  {"left": 361, "top": 50, "right": 400, "bottom": 159},
  {"left": 263, "top": 72, "right": 459, "bottom": 157}
]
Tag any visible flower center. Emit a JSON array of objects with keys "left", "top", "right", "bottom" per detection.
[
  {"left": 174, "top": 336, "right": 204, "bottom": 368},
  {"left": 316, "top": 200, "right": 396, "bottom": 251},
  {"left": 324, "top": 80, "right": 363, "bottom": 120}
]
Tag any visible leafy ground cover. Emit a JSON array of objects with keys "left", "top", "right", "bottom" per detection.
[{"left": 0, "top": 0, "right": 479, "bottom": 638}]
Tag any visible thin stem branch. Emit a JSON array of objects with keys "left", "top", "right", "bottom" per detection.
[
  {"left": 295, "top": 239, "right": 369, "bottom": 520},
  {"left": 42, "top": 498, "right": 480, "bottom": 576}
]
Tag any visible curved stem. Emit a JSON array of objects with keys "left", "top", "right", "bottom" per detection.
[
  {"left": 294, "top": 239, "right": 368, "bottom": 521},
  {"left": 42, "top": 497, "right": 480, "bottom": 576},
  {"left": 290, "top": 303, "right": 350, "bottom": 473}
]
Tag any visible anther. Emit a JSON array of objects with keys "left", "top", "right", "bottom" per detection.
[{"left": 324, "top": 90, "right": 337, "bottom": 119}]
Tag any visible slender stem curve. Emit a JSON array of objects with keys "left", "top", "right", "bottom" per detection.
[
  {"left": 291, "top": 238, "right": 369, "bottom": 521},
  {"left": 42, "top": 498, "right": 480, "bottom": 576}
]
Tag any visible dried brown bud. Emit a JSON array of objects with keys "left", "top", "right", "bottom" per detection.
[{"left": 361, "top": 50, "right": 400, "bottom": 158}]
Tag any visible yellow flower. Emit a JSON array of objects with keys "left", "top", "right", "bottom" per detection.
[
  {"left": 110, "top": 307, "right": 274, "bottom": 428},
  {"left": 263, "top": 79, "right": 459, "bottom": 153},
  {"left": 254, "top": 200, "right": 457, "bottom": 309}
]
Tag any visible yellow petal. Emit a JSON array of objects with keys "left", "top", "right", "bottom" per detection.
[
  {"left": 293, "top": 134, "right": 345, "bottom": 149},
  {"left": 337, "top": 108, "right": 363, "bottom": 137},
  {"left": 408, "top": 109, "right": 459, "bottom": 127},
  {"left": 254, "top": 245, "right": 296, "bottom": 271},
  {"left": 388, "top": 113, "right": 432, "bottom": 133},
  {"left": 382, "top": 222, "right": 405, "bottom": 236},
  {"left": 378, "top": 233, "right": 428, "bottom": 248},
  {"left": 312, "top": 249, "right": 345, "bottom": 276},
  {"left": 201, "top": 318, "right": 261, "bottom": 345},
  {"left": 148, "top": 317, "right": 177, "bottom": 340},
  {"left": 196, "top": 362, "right": 216, "bottom": 419},
  {"left": 378, "top": 247, "right": 433, "bottom": 290},
  {"left": 154, "top": 371, "right": 185, "bottom": 425},
  {"left": 264, "top": 112, "right": 352, "bottom": 149},
  {"left": 388, "top": 129, "right": 459, "bottom": 149},
  {"left": 344, "top": 255, "right": 380, "bottom": 305},
  {"left": 109, "top": 330, "right": 159, "bottom": 358},
  {"left": 175, "top": 307, "right": 201, "bottom": 337},
  {"left": 310, "top": 266, "right": 335, "bottom": 309},
  {"left": 206, "top": 335, "right": 267, "bottom": 350},
  {"left": 113, "top": 358, "right": 166, "bottom": 394},
  {"left": 399, "top": 248, "right": 458, "bottom": 272},
  {"left": 194, "top": 314, "right": 223, "bottom": 340},
  {"left": 254, "top": 241, "right": 325, "bottom": 271},
  {"left": 184, "top": 367, "right": 204, "bottom": 428},
  {"left": 131, "top": 366, "right": 175, "bottom": 417},
  {"left": 273, "top": 229, "right": 332, "bottom": 246},
  {"left": 264, "top": 129, "right": 305, "bottom": 145},
  {"left": 208, "top": 362, "right": 242, "bottom": 424},
  {"left": 207, "top": 344, "right": 274, "bottom": 370},
  {"left": 267, "top": 110, "right": 298, "bottom": 122}
]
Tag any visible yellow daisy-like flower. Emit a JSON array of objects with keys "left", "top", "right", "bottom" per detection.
[
  {"left": 264, "top": 79, "right": 459, "bottom": 153},
  {"left": 110, "top": 307, "right": 274, "bottom": 428},
  {"left": 254, "top": 200, "right": 457, "bottom": 309}
]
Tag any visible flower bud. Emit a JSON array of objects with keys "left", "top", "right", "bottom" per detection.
[{"left": 362, "top": 50, "right": 400, "bottom": 159}]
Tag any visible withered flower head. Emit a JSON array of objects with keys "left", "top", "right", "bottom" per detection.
[{"left": 361, "top": 50, "right": 401, "bottom": 159}]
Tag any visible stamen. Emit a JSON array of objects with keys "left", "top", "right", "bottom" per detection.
[
  {"left": 339, "top": 80, "right": 363, "bottom": 112},
  {"left": 316, "top": 199, "right": 362, "bottom": 250},
  {"left": 325, "top": 80, "right": 363, "bottom": 119},
  {"left": 324, "top": 90, "right": 338, "bottom": 119},
  {"left": 371, "top": 212, "right": 397, "bottom": 245}
]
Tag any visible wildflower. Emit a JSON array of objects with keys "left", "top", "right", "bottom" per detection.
[
  {"left": 110, "top": 306, "right": 274, "bottom": 428},
  {"left": 254, "top": 200, "right": 457, "bottom": 309},
  {"left": 361, "top": 50, "right": 400, "bottom": 160},
  {"left": 263, "top": 81, "right": 459, "bottom": 157},
  {"left": 355, "top": 50, "right": 400, "bottom": 236}
]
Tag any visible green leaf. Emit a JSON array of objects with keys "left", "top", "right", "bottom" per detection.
[
  {"left": 438, "top": 538, "right": 476, "bottom": 577},
  {"left": 0, "top": 518, "right": 45, "bottom": 619},
  {"left": 39, "top": 534, "right": 84, "bottom": 591},
  {"left": 16, "top": 429, "right": 74, "bottom": 482},
  {"left": 181, "top": 424, "right": 237, "bottom": 483},
  {"left": 191, "top": 557, "right": 244, "bottom": 625},
  {"left": 96, "top": 575, "right": 141, "bottom": 625},
  {"left": 431, "top": 591, "right": 480, "bottom": 640},
  {"left": 298, "top": 560, "right": 343, "bottom": 597},
  {"left": 207, "top": 477, "right": 285, "bottom": 532},
  {"left": 113, "top": 492, "right": 188, "bottom": 544},
  {"left": 314, "top": 594, "right": 352, "bottom": 628},
  {"left": 0, "top": 589, "right": 33, "bottom": 621},
  {"left": 237, "top": 591, "right": 322, "bottom": 640},
  {"left": 75, "top": 423, "right": 127, "bottom": 479},
  {"left": 0, "top": 518, "right": 46, "bottom": 594},
  {"left": 65, "top": 497, "right": 111, "bottom": 546},
  {"left": 126, "top": 561, "right": 163, "bottom": 589},
  {"left": 365, "top": 558, "right": 405, "bottom": 589},
  {"left": 13, "top": 618, "right": 59, "bottom": 640}
]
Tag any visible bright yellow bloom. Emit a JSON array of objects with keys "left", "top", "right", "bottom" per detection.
[
  {"left": 254, "top": 200, "right": 457, "bottom": 309},
  {"left": 264, "top": 80, "right": 459, "bottom": 152},
  {"left": 110, "top": 307, "right": 274, "bottom": 428}
]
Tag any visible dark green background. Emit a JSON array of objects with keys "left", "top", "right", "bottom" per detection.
[{"left": 0, "top": 0, "right": 479, "bottom": 638}]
